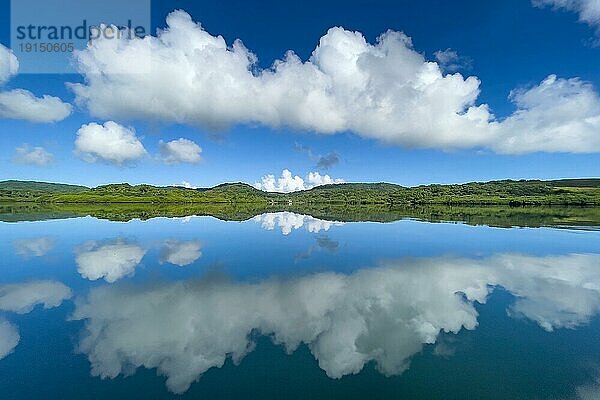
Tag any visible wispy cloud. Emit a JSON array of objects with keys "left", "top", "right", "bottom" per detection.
[
  {"left": 534, "top": 0, "right": 600, "bottom": 31},
  {"left": 434, "top": 48, "right": 472, "bottom": 72},
  {"left": 13, "top": 145, "right": 55, "bottom": 166},
  {"left": 13, "top": 236, "right": 55, "bottom": 257},
  {"left": 295, "top": 142, "right": 340, "bottom": 170}
]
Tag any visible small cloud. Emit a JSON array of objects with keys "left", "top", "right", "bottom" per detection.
[
  {"left": 159, "top": 138, "right": 202, "bottom": 164},
  {"left": 75, "top": 121, "right": 147, "bottom": 165},
  {"left": 178, "top": 181, "right": 198, "bottom": 189},
  {"left": 316, "top": 152, "right": 340, "bottom": 170},
  {"left": 316, "top": 236, "right": 339, "bottom": 252},
  {"left": 294, "top": 142, "right": 315, "bottom": 158},
  {"left": 13, "top": 145, "right": 54, "bottom": 166},
  {"left": 0, "top": 89, "right": 72, "bottom": 123},
  {"left": 434, "top": 48, "right": 472, "bottom": 72},
  {"left": 159, "top": 240, "right": 203, "bottom": 267},
  {"left": 295, "top": 142, "right": 340, "bottom": 170},
  {"left": 0, "top": 281, "right": 72, "bottom": 314},
  {"left": 296, "top": 235, "right": 340, "bottom": 260},
  {"left": 13, "top": 237, "right": 55, "bottom": 257},
  {"left": 75, "top": 240, "right": 146, "bottom": 283}
]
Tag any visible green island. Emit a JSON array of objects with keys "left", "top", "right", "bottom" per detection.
[{"left": 1, "top": 178, "right": 599, "bottom": 228}]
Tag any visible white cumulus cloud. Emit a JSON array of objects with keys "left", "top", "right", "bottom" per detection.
[
  {"left": 0, "top": 89, "right": 72, "bottom": 123},
  {"left": 13, "top": 145, "right": 54, "bottom": 166},
  {"left": 69, "top": 10, "right": 600, "bottom": 153},
  {"left": 159, "top": 138, "right": 202, "bottom": 164},
  {"left": 75, "top": 240, "right": 147, "bottom": 283},
  {"left": 75, "top": 121, "right": 147, "bottom": 165},
  {"left": 0, "top": 44, "right": 71, "bottom": 123},
  {"left": 71, "top": 253, "right": 600, "bottom": 394},
  {"left": 254, "top": 169, "right": 344, "bottom": 193}
]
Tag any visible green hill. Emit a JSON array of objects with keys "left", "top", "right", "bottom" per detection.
[
  {"left": 547, "top": 179, "right": 600, "bottom": 188},
  {"left": 1, "top": 178, "right": 599, "bottom": 206},
  {"left": 0, "top": 180, "right": 88, "bottom": 192}
]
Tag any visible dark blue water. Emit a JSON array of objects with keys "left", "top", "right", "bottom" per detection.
[{"left": 1, "top": 212, "right": 599, "bottom": 399}]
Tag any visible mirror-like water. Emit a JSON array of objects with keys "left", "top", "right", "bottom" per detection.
[{"left": 1, "top": 212, "right": 599, "bottom": 399}]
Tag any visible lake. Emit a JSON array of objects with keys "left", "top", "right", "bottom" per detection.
[{"left": 1, "top": 209, "right": 600, "bottom": 399}]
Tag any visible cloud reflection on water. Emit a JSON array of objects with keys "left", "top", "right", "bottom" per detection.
[
  {"left": 252, "top": 212, "right": 344, "bottom": 235},
  {"left": 75, "top": 240, "right": 147, "bottom": 283},
  {"left": 159, "top": 240, "right": 203, "bottom": 267},
  {"left": 0, "top": 281, "right": 71, "bottom": 360},
  {"left": 12, "top": 236, "right": 55, "bottom": 258},
  {"left": 72, "top": 253, "right": 600, "bottom": 394}
]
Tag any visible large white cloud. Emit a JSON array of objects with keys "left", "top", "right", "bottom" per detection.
[
  {"left": 74, "top": 121, "right": 147, "bottom": 165},
  {"left": 69, "top": 10, "right": 600, "bottom": 153},
  {"left": 253, "top": 212, "right": 344, "bottom": 235},
  {"left": 71, "top": 253, "right": 600, "bottom": 394},
  {"left": 75, "top": 240, "right": 147, "bottom": 283},
  {"left": 0, "top": 44, "right": 71, "bottom": 123},
  {"left": 254, "top": 169, "right": 344, "bottom": 193},
  {"left": 534, "top": 0, "right": 600, "bottom": 29},
  {"left": 159, "top": 240, "right": 202, "bottom": 267},
  {"left": 159, "top": 138, "right": 202, "bottom": 164}
]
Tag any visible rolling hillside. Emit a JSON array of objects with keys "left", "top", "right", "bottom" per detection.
[
  {"left": 0, "top": 178, "right": 599, "bottom": 206},
  {"left": 0, "top": 180, "right": 88, "bottom": 192}
]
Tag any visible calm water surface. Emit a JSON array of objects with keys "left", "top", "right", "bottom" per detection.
[{"left": 1, "top": 212, "right": 600, "bottom": 399}]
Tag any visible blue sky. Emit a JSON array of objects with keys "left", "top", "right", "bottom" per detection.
[{"left": 0, "top": 0, "right": 599, "bottom": 189}]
